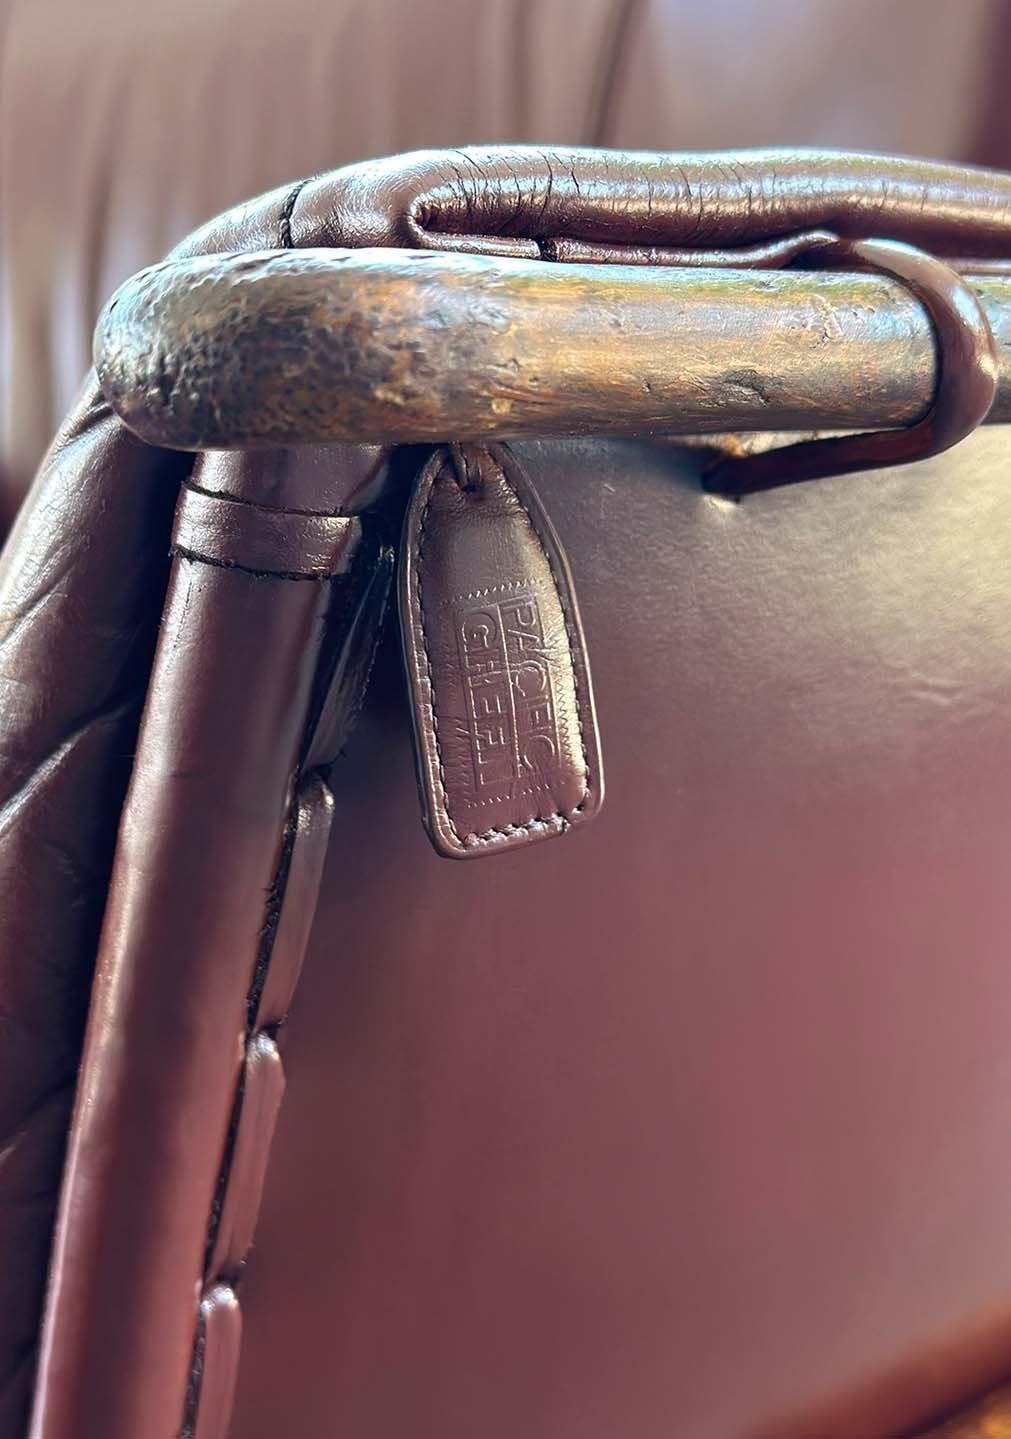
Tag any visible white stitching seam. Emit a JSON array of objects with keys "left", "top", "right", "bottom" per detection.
[{"left": 413, "top": 447, "right": 591, "bottom": 851}]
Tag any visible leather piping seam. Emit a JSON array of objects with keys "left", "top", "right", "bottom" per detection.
[
  {"left": 414, "top": 446, "right": 591, "bottom": 849},
  {"left": 170, "top": 545, "right": 334, "bottom": 583},
  {"left": 179, "top": 782, "right": 306, "bottom": 1439},
  {"left": 277, "top": 176, "right": 312, "bottom": 250},
  {"left": 331, "top": 547, "right": 395, "bottom": 749},
  {"left": 184, "top": 478, "right": 344, "bottom": 521}
]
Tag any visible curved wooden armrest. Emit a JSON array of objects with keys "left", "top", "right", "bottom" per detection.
[{"left": 95, "top": 247, "right": 1011, "bottom": 452}]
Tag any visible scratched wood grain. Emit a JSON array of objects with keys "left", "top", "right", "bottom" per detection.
[{"left": 93, "top": 248, "right": 1011, "bottom": 451}]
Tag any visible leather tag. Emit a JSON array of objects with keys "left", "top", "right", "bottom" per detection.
[{"left": 399, "top": 444, "right": 603, "bottom": 859}]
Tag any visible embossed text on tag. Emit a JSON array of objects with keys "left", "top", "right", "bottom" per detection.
[{"left": 399, "top": 444, "right": 603, "bottom": 859}]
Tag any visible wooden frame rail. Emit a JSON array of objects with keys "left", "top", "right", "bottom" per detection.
[{"left": 95, "top": 248, "right": 1011, "bottom": 450}]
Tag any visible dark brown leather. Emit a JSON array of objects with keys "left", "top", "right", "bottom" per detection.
[
  {"left": 171, "top": 484, "right": 360, "bottom": 578},
  {"left": 7, "top": 146, "right": 1011, "bottom": 1439},
  {"left": 28, "top": 445, "right": 390, "bottom": 1439},
  {"left": 0, "top": 0, "right": 621, "bottom": 524},
  {"left": 400, "top": 444, "right": 602, "bottom": 858},
  {"left": 0, "top": 399, "right": 185, "bottom": 1433},
  {"left": 90, "top": 152, "right": 1011, "bottom": 460}
]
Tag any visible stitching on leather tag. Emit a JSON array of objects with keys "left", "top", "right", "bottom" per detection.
[{"left": 399, "top": 443, "right": 603, "bottom": 859}]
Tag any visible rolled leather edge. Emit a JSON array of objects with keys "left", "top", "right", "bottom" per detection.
[{"left": 27, "top": 449, "right": 392, "bottom": 1439}]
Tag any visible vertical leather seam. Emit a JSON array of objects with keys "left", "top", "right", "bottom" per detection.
[
  {"left": 496, "top": 454, "right": 592, "bottom": 817},
  {"left": 413, "top": 460, "right": 465, "bottom": 849},
  {"left": 585, "top": 0, "right": 647, "bottom": 145},
  {"left": 334, "top": 549, "right": 395, "bottom": 744},
  {"left": 176, "top": 560, "right": 333, "bottom": 1439},
  {"left": 179, "top": 794, "right": 303, "bottom": 1439},
  {"left": 277, "top": 177, "right": 312, "bottom": 251}
]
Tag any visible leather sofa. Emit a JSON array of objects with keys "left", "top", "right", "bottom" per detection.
[{"left": 5, "top": 6, "right": 1011, "bottom": 1439}]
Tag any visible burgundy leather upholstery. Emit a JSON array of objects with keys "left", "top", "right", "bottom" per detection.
[
  {"left": 236, "top": 429, "right": 1011, "bottom": 1439},
  {"left": 4, "top": 4, "right": 1011, "bottom": 1434},
  {"left": 4, "top": 147, "right": 1011, "bottom": 1438}
]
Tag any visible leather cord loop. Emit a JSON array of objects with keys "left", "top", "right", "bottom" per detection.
[{"left": 705, "top": 236, "right": 1000, "bottom": 496}]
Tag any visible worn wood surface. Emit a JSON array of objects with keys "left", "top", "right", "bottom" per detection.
[{"left": 94, "top": 248, "right": 1011, "bottom": 451}]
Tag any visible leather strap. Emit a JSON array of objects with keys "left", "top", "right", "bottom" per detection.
[
  {"left": 707, "top": 237, "right": 999, "bottom": 493},
  {"left": 188, "top": 775, "right": 336, "bottom": 1439},
  {"left": 398, "top": 444, "right": 603, "bottom": 857},
  {"left": 172, "top": 484, "right": 358, "bottom": 578}
]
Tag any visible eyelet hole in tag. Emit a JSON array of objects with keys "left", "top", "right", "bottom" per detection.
[{"left": 398, "top": 443, "right": 603, "bottom": 859}]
